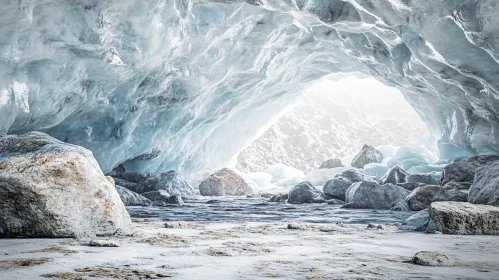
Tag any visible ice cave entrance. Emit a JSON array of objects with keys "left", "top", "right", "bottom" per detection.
[{"left": 237, "top": 76, "right": 434, "bottom": 193}]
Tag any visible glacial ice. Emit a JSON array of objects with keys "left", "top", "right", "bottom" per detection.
[{"left": 2, "top": 0, "right": 499, "bottom": 180}]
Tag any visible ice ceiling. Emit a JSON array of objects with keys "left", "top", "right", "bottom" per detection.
[{"left": 1, "top": 0, "right": 499, "bottom": 179}]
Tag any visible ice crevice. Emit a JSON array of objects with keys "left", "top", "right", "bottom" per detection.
[{"left": 1, "top": 0, "right": 499, "bottom": 180}]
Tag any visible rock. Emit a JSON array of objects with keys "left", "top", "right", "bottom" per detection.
[
  {"left": 323, "top": 169, "right": 378, "bottom": 200},
  {"left": 167, "top": 195, "right": 184, "bottom": 206},
  {"left": 199, "top": 168, "right": 253, "bottom": 196},
  {"left": 412, "top": 251, "right": 455, "bottom": 267},
  {"left": 390, "top": 199, "right": 410, "bottom": 211},
  {"left": 319, "top": 158, "right": 344, "bottom": 169},
  {"left": 206, "top": 200, "right": 221, "bottom": 204},
  {"left": 141, "top": 190, "right": 170, "bottom": 203},
  {"left": 443, "top": 181, "right": 471, "bottom": 190},
  {"left": 164, "top": 222, "right": 188, "bottom": 229},
  {"left": 345, "top": 181, "right": 409, "bottom": 209},
  {"left": 115, "top": 185, "right": 152, "bottom": 206},
  {"left": 468, "top": 161, "right": 499, "bottom": 206},
  {"left": 426, "top": 202, "right": 499, "bottom": 235},
  {"left": 351, "top": 144, "right": 383, "bottom": 168},
  {"left": 287, "top": 223, "right": 308, "bottom": 230},
  {"left": 406, "top": 173, "right": 439, "bottom": 185},
  {"left": 440, "top": 155, "right": 499, "bottom": 185},
  {"left": 89, "top": 240, "right": 120, "bottom": 247},
  {"left": 111, "top": 172, "right": 153, "bottom": 184},
  {"left": 269, "top": 194, "right": 288, "bottom": 202},
  {"left": 406, "top": 185, "right": 467, "bottom": 211},
  {"left": 0, "top": 132, "right": 131, "bottom": 238},
  {"left": 381, "top": 166, "right": 408, "bottom": 185},
  {"left": 288, "top": 181, "right": 326, "bottom": 204},
  {"left": 135, "top": 170, "right": 196, "bottom": 199},
  {"left": 367, "top": 223, "right": 387, "bottom": 230},
  {"left": 326, "top": 199, "right": 345, "bottom": 205},
  {"left": 397, "top": 182, "right": 426, "bottom": 191},
  {"left": 402, "top": 209, "right": 429, "bottom": 231},
  {"left": 112, "top": 178, "right": 140, "bottom": 192}
]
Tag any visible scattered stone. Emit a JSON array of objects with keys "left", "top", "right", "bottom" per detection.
[
  {"left": 402, "top": 209, "right": 429, "bottom": 231},
  {"left": 199, "top": 168, "right": 253, "bottom": 196},
  {"left": 89, "top": 240, "right": 120, "bottom": 247},
  {"left": 141, "top": 190, "right": 170, "bottom": 203},
  {"left": 468, "top": 161, "right": 499, "bottom": 206},
  {"left": 167, "top": 195, "right": 184, "bottom": 206},
  {"left": 269, "top": 194, "right": 289, "bottom": 203},
  {"left": 397, "top": 182, "right": 426, "bottom": 191},
  {"left": 440, "top": 155, "right": 499, "bottom": 185},
  {"left": 319, "top": 158, "right": 344, "bottom": 169},
  {"left": 0, "top": 132, "right": 131, "bottom": 238},
  {"left": 165, "top": 222, "right": 188, "bottom": 229},
  {"left": 345, "top": 181, "right": 409, "bottom": 209},
  {"left": 406, "top": 173, "right": 439, "bottom": 185},
  {"left": 42, "top": 267, "right": 174, "bottom": 279},
  {"left": 412, "top": 251, "right": 455, "bottom": 267},
  {"left": 135, "top": 170, "right": 196, "bottom": 199},
  {"left": 0, "top": 258, "right": 52, "bottom": 269},
  {"left": 426, "top": 202, "right": 499, "bottom": 235},
  {"left": 326, "top": 199, "right": 345, "bottom": 205},
  {"left": 287, "top": 223, "right": 308, "bottom": 230},
  {"left": 367, "top": 223, "right": 387, "bottom": 230},
  {"left": 406, "top": 185, "right": 467, "bottom": 211},
  {"left": 390, "top": 199, "right": 410, "bottom": 211},
  {"left": 381, "top": 166, "right": 408, "bottom": 185},
  {"left": 115, "top": 185, "right": 152, "bottom": 206},
  {"left": 323, "top": 169, "right": 378, "bottom": 200},
  {"left": 351, "top": 144, "right": 383, "bottom": 168},
  {"left": 287, "top": 182, "right": 326, "bottom": 204}
]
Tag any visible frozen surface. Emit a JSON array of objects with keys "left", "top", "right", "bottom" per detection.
[{"left": 2, "top": 0, "right": 499, "bottom": 179}]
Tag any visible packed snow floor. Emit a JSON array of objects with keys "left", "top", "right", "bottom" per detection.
[{"left": 1, "top": 197, "right": 498, "bottom": 280}]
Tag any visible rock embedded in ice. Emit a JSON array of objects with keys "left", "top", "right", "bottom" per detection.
[
  {"left": 351, "top": 145, "right": 383, "bottom": 169},
  {"left": 319, "top": 158, "right": 344, "bottom": 169},
  {"left": 141, "top": 190, "right": 170, "bottom": 203},
  {"left": 441, "top": 155, "right": 499, "bottom": 185},
  {"left": 345, "top": 181, "right": 409, "bottom": 210},
  {"left": 412, "top": 251, "right": 455, "bottom": 267},
  {"left": 381, "top": 166, "right": 408, "bottom": 185},
  {"left": 468, "top": 161, "right": 499, "bottom": 207},
  {"left": 199, "top": 168, "right": 253, "bottom": 196},
  {"left": 0, "top": 132, "right": 131, "bottom": 238},
  {"left": 323, "top": 169, "right": 378, "bottom": 201},
  {"left": 115, "top": 185, "right": 152, "bottom": 206},
  {"left": 406, "top": 173, "right": 439, "bottom": 185},
  {"left": 390, "top": 199, "right": 410, "bottom": 211},
  {"left": 406, "top": 185, "right": 468, "bottom": 211},
  {"left": 402, "top": 209, "right": 429, "bottom": 231},
  {"left": 426, "top": 202, "right": 499, "bottom": 235},
  {"left": 135, "top": 170, "right": 195, "bottom": 199},
  {"left": 89, "top": 240, "right": 121, "bottom": 247},
  {"left": 287, "top": 182, "right": 326, "bottom": 204}
]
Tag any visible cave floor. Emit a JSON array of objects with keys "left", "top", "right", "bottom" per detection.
[{"left": 1, "top": 197, "right": 498, "bottom": 279}]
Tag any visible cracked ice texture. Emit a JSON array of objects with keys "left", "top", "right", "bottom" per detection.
[{"left": 1, "top": 0, "right": 499, "bottom": 179}]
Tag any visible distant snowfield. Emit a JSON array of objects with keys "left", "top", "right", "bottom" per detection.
[{"left": 237, "top": 76, "right": 426, "bottom": 173}]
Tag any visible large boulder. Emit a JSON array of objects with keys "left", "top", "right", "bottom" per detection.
[
  {"left": 468, "top": 161, "right": 499, "bottom": 206},
  {"left": 323, "top": 169, "right": 378, "bottom": 200},
  {"left": 412, "top": 251, "right": 455, "bottom": 267},
  {"left": 381, "top": 166, "right": 408, "bottom": 185},
  {"left": 345, "top": 181, "right": 409, "bottom": 209},
  {"left": 288, "top": 181, "right": 326, "bottom": 204},
  {"left": 135, "top": 170, "right": 196, "bottom": 199},
  {"left": 406, "top": 173, "right": 439, "bottom": 185},
  {"left": 351, "top": 144, "right": 383, "bottom": 168},
  {"left": 426, "top": 202, "right": 499, "bottom": 235},
  {"left": 319, "top": 158, "right": 344, "bottom": 169},
  {"left": 199, "top": 168, "right": 253, "bottom": 196},
  {"left": 440, "top": 155, "right": 499, "bottom": 185},
  {"left": 115, "top": 185, "right": 151, "bottom": 206},
  {"left": 406, "top": 185, "right": 467, "bottom": 211},
  {"left": 0, "top": 132, "right": 131, "bottom": 238}
]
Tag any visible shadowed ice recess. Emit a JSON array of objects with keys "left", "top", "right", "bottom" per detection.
[{"left": 2, "top": 0, "right": 499, "bottom": 181}]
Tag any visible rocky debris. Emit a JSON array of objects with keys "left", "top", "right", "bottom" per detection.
[
  {"left": 199, "top": 168, "right": 253, "bottom": 196},
  {"left": 167, "top": 195, "right": 184, "bottom": 206},
  {"left": 326, "top": 199, "right": 345, "bottom": 205},
  {"left": 319, "top": 158, "right": 344, "bottom": 169},
  {"left": 412, "top": 251, "right": 455, "bottom": 266},
  {"left": 287, "top": 223, "right": 309, "bottom": 230},
  {"left": 345, "top": 181, "right": 409, "bottom": 209},
  {"left": 269, "top": 194, "right": 288, "bottom": 202},
  {"left": 0, "top": 132, "right": 131, "bottom": 238},
  {"left": 206, "top": 200, "right": 221, "bottom": 204},
  {"left": 367, "top": 223, "right": 387, "bottom": 230},
  {"left": 390, "top": 199, "right": 410, "bottom": 211},
  {"left": 406, "top": 173, "right": 439, "bottom": 185},
  {"left": 287, "top": 182, "right": 326, "bottom": 204},
  {"left": 402, "top": 209, "right": 429, "bottom": 231},
  {"left": 397, "top": 182, "right": 426, "bottom": 191},
  {"left": 42, "top": 267, "right": 174, "bottom": 279},
  {"left": 135, "top": 170, "right": 196, "bottom": 199},
  {"left": 89, "top": 240, "right": 120, "bottom": 247},
  {"left": 468, "top": 161, "right": 499, "bottom": 206},
  {"left": 0, "top": 258, "right": 52, "bottom": 269},
  {"left": 406, "top": 185, "right": 467, "bottom": 211},
  {"left": 141, "top": 190, "right": 170, "bottom": 203},
  {"left": 115, "top": 185, "right": 152, "bottom": 206},
  {"left": 426, "top": 202, "right": 499, "bottom": 235},
  {"left": 381, "top": 166, "right": 408, "bottom": 184},
  {"left": 111, "top": 172, "right": 153, "bottom": 184},
  {"left": 351, "top": 144, "right": 383, "bottom": 168},
  {"left": 165, "top": 222, "right": 188, "bottom": 229},
  {"left": 440, "top": 155, "right": 499, "bottom": 185},
  {"left": 323, "top": 169, "right": 378, "bottom": 200}
]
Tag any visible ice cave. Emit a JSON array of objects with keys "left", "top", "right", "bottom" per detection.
[{"left": 1, "top": 0, "right": 499, "bottom": 279}]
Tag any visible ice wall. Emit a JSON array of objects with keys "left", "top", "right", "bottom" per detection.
[{"left": 1, "top": 0, "right": 499, "bottom": 179}]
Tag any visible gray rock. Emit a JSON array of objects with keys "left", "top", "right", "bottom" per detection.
[
  {"left": 441, "top": 155, "right": 499, "bottom": 185},
  {"left": 0, "top": 132, "right": 131, "bottom": 238},
  {"left": 406, "top": 173, "right": 439, "bottom": 185},
  {"left": 89, "top": 240, "right": 120, "bottom": 247},
  {"left": 199, "top": 168, "right": 253, "bottom": 196},
  {"left": 323, "top": 169, "right": 378, "bottom": 200},
  {"left": 390, "top": 199, "right": 410, "bottom": 211},
  {"left": 287, "top": 223, "right": 309, "bottom": 230},
  {"left": 351, "top": 144, "right": 383, "bottom": 168},
  {"left": 112, "top": 177, "right": 140, "bottom": 192},
  {"left": 381, "top": 166, "right": 408, "bottom": 185},
  {"left": 270, "top": 193, "right": 289, "bottom": 202},
  {"left": 443, "top": 181, "right": 472, "bottom": 190},
  {"left": 136, "top": 170, "right": 196, "bottom": 199},
  {"left": 115, "top": 185, "right": 152, "bottom": 206},
  {"left": 367, "top": 223, "right": 387, "bottom": 230},
  {"left": 406, "top": 185, "right": 467, "bottom": 211},
  {"left": 165, "top": 221, "right": 188, "bottom": 229},
  {"left": 397, "top": 182, "right": 426, "bottom": 191},
  {"left": 345, "top": 181, "right": 409, "bottom": 209},
  {"left": 288, "top": 181, "right": 326, "bottom": 204},
  {"left": 111, "top": 172, "right": 153, "bottom": 184},
  {"left": 402, "top": 209, "right": 429, "bottom": 231},
  {"left": 167, "top": 195, "right": 184, "bottom": 206},
  {"left": 468, "top": 161, "right": 499, "bottom": 206},
  {"left": 326, "top": 199, "right": 345, "bottom": 205},
  {"left": 426, "top": 202, "right": 499, "bottom": 235},
  {"left": 319, "top": 158, "right": 344, "bottom": 169},
  {"left": 412, "top": 251, "right": 455, "bottom": 266},
  {"left": 141, "top": 190, "right": 170, "bottom": 203}
]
